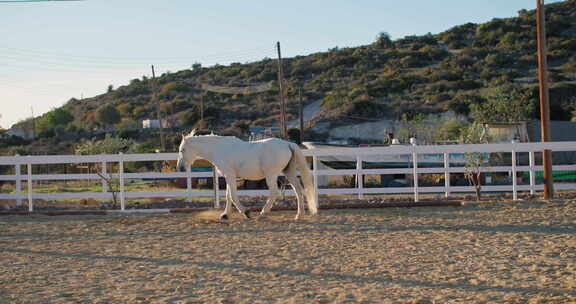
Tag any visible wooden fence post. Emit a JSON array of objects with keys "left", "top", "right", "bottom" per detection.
[
  {"left": 444, "top": 152, "right": 450, "bottom": 198},
  {"left": 186, "top": 165, "right": 193, "bottom": 203},
  {"left": 313, "top": 155, "right": 319, "bottom": 205},
  {"left": 15, "top": 154, "right": 21, "bottom": 207},
  {"left": 356, "top": 155, "right": 363, "bottom": 199},
  {"left": 512, "top": 148, "right": 518, "bottom": 201},
  {"left": 411, "top": 138, "right": 419, "bottom": 202},
  {"left": 213, "top": 167, "right": 220, "bottom": 208},
  {"left": 26, "top": 158, "right": 33, "bottom": 212},
  {"left": 101, "top": 160, "right": 108, "bottom": 194},
  {"left": 118, "top": 153, "right": 125, "bottom": 211},
  {"left": 529, "top": 151, "right": 536, "bottom": 196}
]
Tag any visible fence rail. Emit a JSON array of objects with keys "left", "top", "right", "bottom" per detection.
[{"left": 1, "top": 141, "right": 575, "bottom": 212}]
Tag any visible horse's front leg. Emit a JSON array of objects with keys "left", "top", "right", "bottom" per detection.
[
  {"left": 225, "top": 175, "right": 251, "bottom": 219},
  {"left": 219, "top": 186, "right": 232, "bottom": 221}
]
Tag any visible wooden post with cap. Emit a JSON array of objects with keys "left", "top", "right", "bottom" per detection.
[
  {"left": 151, "top": 65, "right": 166, "bottom": 152},
  {"left": 276, "top": 41, "right": 287, "bottom": 139},
  {"left": 536, "top": 0, "right": 554, "bottom": 198}
]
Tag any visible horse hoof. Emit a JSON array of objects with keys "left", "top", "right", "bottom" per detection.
[
  {"left": 244, "top": 210, "right": 251, "bottom": 219},
  {"left": 220, "top": 214, "right": 229, "bottom": 221}
]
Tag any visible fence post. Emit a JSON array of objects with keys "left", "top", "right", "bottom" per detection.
[
  {"left": 356, "top": 155, "right": 363, "bottom": 200},
  {"left": 118, "top": 152, "right": 125, "bottom": 211},
  {"left": 101, "top": 160, "right": 108, "bottom": 194},
  {"left": 213, "top": 166, "right": 220, "bottom": 208},
  {"left": 186, "top": 165, "right": 193, "bottom": 203},
  {"left": 411, "top": 138, "right": 419, "bottom": 202},
  {"left": 26, "top": 157, "right": 33, "bottom": 212},
  {"left": 529, "top": 151, "right": 536, "bottom": 196},
  {"left": 313, "top": 155, "right": 319, "bottom": 205},
  {"left": 444, "top": 152, "right": 450, "bottom": 198},
  {"left": 511, "top": 148, "right": 518, "bottom": 201},
  {"left": 15, "top": 154, "right": 22, "bottom": 207}
]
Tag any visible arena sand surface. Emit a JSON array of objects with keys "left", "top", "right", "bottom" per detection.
[{"left": 0, "top": 199, "right": 575, "bottom": 304}]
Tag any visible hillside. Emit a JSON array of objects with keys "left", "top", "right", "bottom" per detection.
[{"left": 4, "top": 0, "right": 576, "bottom": 155}]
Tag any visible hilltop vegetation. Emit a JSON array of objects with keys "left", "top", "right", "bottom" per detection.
[{"left": 4, "top": 0, "right": 576, "bottom": 155}]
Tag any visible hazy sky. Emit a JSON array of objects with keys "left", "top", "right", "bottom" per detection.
[{"left": 0, "top": 0, "right": 562, "bottom": 128}]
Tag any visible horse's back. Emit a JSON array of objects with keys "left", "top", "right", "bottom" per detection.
[
  {"left": 252, "top": 138, "right": 293, "bottom": 162},
  {"left": 223, "top": 138, "right": 293, "bottom": 180}
]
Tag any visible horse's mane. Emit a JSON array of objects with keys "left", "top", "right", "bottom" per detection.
[{"left": 184, "top": 130, "right": 242, "bottom": 143}]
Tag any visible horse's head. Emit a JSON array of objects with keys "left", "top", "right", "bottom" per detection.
[{"left": 176, "top": 130, "right": 199, "bottom": 172}]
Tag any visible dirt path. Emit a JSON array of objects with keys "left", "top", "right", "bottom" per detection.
[{"left": 1, "top": 199, "right": 575, "bottom": 303}]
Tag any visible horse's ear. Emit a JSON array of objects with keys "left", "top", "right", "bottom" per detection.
[{"left": 189, "top": 129, "right": 196, "bottom": 137}]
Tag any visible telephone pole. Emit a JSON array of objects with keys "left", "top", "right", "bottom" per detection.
[
  {"left": 276, "top": 42, "right": 287, "bottom": 139},
  {"left": 536, "top": 0, "right": 554, "bottom": 198},
  {"left": 200, "top": 92, "right": 205, "bottom": 129},
  {"left": 298, "top": 87, "right": 304, "bottom": 144},
  {"left": 151, "top": 65, "right": 166, "bottom": 152},
  {"left": 30, "top": 106, "right": 36, "bottom": 139}
]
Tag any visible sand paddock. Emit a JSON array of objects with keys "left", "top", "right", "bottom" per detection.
[{"left": 1, "top": 199, "right": 575, "bottom": 304}]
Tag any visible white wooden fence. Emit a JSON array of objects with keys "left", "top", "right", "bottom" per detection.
[{"left": 1, "top": 141, "right": 575, "bottom": 212}]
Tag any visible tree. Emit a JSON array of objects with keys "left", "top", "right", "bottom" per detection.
[
  {"left": 435, "top": 118, "right": 469, "bottom": 142},
  {"left": 469, "top": 86, "right": 534, "bottom": 123},
  {"left": 75, "top": 134, "right": 139, "bottom": 207},
  {"left": 117, "top": 118, "right": 139, "bottom": 131},
  {"left": 396, "top": 112, "right": 427, "bottom": 143},
  {"left": 116, "top": 103, "right": 133, "bottom": 116},
  {"left": 45, "top": 108, "right": 74, "bottom": 129},
  {"left": 75, "top": 134, "right": 136, "bottom": 155},
  {"left": 95, "top": 104, "right": 121, "bottom": 127},
  {"left": 179, "top": 106, "right": 200, "bottom": 127},
  {"left": 36, "top": 108, "right": 74, "bottom": 134},
  {"left": 375, "top": 32, "right": 393, "bottom": 48},
  {"left": 461, "top": 122, "right": 490, "bottom": 201},
  {"left": 160, "top": 81, "right": 189, "bottom": 99}
]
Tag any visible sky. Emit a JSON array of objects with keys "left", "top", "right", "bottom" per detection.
[{"left": 0, "top": 0, "right": 563, "bottom": 128}]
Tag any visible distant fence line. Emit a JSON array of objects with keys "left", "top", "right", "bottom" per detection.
[{"left": 1, "top": 141, "right": 575, "bottom": 212}]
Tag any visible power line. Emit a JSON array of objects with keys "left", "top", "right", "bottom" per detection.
[
  {"left": 0, "top": 0, "right": 82, "bottom": 3},
  {"left": 0, "top": 49, "right": 275, "bottom": 74},
  {"left": 0, "top": 45, "right": 273, "bottom": 63}
]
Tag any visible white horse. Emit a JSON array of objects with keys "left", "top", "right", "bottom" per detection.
[{"left": 176, "top": 130, "right": 318, "bottom": 220}]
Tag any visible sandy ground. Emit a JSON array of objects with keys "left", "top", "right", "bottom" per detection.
[{"left": 1, "top": 199, "right": 575, "bottom": 304}]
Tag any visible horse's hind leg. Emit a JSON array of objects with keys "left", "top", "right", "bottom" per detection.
[
  {"left": 259, "top": 175, "right": 280, "bottom": 217},
  {"left": 284, "top": 167, "right": 306, "bottom": 220}
]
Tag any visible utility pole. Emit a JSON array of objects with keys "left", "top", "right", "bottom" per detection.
[
  {"left": 536, "top": 0, "right": 554, "bottom": 199},
  {"left": 151, "top": 65, "right": 166, "bottom": 152},
  {"left": 276, "top": 41, "right": 287, "bottom": 139},
  {"left": 200, "top": 92, "right": 205, "bottom": 130},
  {"left": 298, "top": 87, "right": 304, "bottom": 144},
  {"left": 30, "top": 106, "right": 35, "bottom": 139}
]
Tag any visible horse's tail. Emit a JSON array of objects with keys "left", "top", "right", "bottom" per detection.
[{"left": 288, "top": 143, "right": 318, "bottom": 215}]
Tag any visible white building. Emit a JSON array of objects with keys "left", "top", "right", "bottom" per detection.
[{"left": 142, "top": 119, "right": 161, "bottom": 129}]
